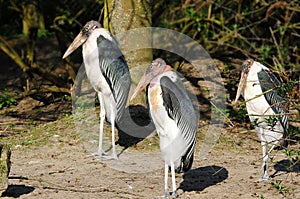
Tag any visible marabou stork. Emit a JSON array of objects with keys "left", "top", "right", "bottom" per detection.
[
  {"left": 234, "top": 59, "right": 288, "bottom": 181},
  {"left": 131, "top": 58, "right": 198, "bottom": 197},
  {"left": 63, "top": 20, "right": 131, "bottom": 159}
]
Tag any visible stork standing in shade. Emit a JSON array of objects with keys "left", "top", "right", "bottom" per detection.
[
  {"left": 131, "top": 58, "right": 198, "bottom": 197},
  {"left": 234, "top": 59, "right": 288, "bottom": 181},
  {"left": 63, "top": 20, "right": 131, "bottom": 159}
]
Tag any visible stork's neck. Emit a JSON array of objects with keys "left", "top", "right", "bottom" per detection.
[
  {"left": 164, "top": 65, "right": 173, "bottom": 72},
  {"left": 243, "top": 62, "right": 267, "bottom": 101},
  {"left": 82, "top": 32, "right": 107, "bottom": 92},
  {"left": 250, "top": 61, "right": 269, "bottom": 74},
  {"left": 245, "top": 62, "right": 266, "bottom": 85},
  {"left": 150, "top": 66, "right": 173, "bottom": 87},
  {"left": 149, "top": 76, "right": 160, "bottom": 87}
]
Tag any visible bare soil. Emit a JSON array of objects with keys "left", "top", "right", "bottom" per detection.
[
  {"left": 1, "top": 107, "right": 299, "bottom": 199},
  {"left": 0, "top": 38, "right": 299, "bottom": 199}
]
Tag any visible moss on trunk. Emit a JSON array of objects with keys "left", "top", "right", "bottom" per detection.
[{"left": 0, "top": 144, "right": 11, "bottom": 194}]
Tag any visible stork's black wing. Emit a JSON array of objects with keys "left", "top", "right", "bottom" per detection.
[
  {"left": 160, "top": 74, "right": 198, "bottom": 172},
  {"left": 258, "top": 69, "right": 288, "bottom": 135},
  {"left": 97, "top": 35, "right": 131, "bottom": 123}
]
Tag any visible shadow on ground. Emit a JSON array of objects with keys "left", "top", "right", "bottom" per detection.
[
  {"left": 1, "top": 185, "right": 35, "bottom": 198},
  {"left": 116, "top": 105, "right": 155, "bottom": 150},
  {"left": 272, "top": 159, "right": 300, "bottom": 175},
  {"left": 179, "top": 165, "right": 228, "bottom": 192}
]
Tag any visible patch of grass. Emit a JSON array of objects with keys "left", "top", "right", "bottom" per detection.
[
  {"left": 27, "top": 119, "right": 37, "bottom": 125},
  {"left": 2, "top": 116, "right": 76, "bottom": 148},
  {"left": 271, "top": 180, "right": 291, "bottom": 196},
  {"left": 8, "top": 122, "right": 16, "bottom": 129}
]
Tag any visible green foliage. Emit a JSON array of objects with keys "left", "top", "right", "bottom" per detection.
[
  {"left": 271, "top": 180, "right": 290, "bottom": 196},
  {"left": 27, "top": 120, "right": 37, "bottom": 125},
  {"left": 65, "top": 113, "right": 72, "bottom": 117},
  {"left": 259, "top": 44, "right": 273, "bottom": 62},
  {"left": 277, "top": 79, "right": 297, "bottom": 97},
  {"left": 265, "top": 115, "right": 278, "bottom": 128},
  {"left": 63, "top": 94, "right": 71, "bottom": 102},
  {"left": 226, "top": 104, "right": 248, "bottom": 123},
  {"left": 0, "top": 92, "right": 17, "bottom": 109},
  {"left": 37, "top": 29, "right": 55, "bottom": 38},
  {"left": 8, "top": 122, "right": 16, "bottom": 129},
  {"left": 284, "top": 148, "right": 299, "bottom": 168},
  {"left": 252, "top": 118, "right": 259, "bottom": 127},
  {"left": 154, "top": 1, "right": 299, "bottom": 71}
]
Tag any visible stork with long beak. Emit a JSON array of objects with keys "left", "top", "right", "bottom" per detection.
[
  {"left": 131, "top": 58, "right": 198, "bottom": 197},
  {"left": 63, "top": 20, "right": 131, "bottom": 160},
  {"left": 234, "top": 59, "right": 288, "bottom": 181}
]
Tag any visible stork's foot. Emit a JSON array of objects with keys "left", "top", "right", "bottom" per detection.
[
  {"left": 101, "top": 153, "right": 118, "bottom": 160},
  {"left": 255, "top": 175, "right": 270, "bottom": 182},
  {"left": 171, "top": 191, "right": 178, "bottom": 198},
  {"left": 156, "top": 190, "right": 177, "bottom": 198},
  {"left": 162, "top": 190, "right": 170, "bottom": 198},
  {"left": 87, "top": 150, "right": 108, "bottom": 158},
  {"left": 153, "top": 189, "right": 170, "bottom": 198}
]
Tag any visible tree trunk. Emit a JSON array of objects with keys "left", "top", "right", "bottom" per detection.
[
  {"left": 21, "top": 0, "right": 45, "bottom": 92},
  {"left": 22, "top": 0, "right": 45, "bottom": 65},
  {"left": 104, "top": 0, "right": 153, "bottom": 104},
  {"left": 0, "top": 144, "right": 11, "bottom": 195}
]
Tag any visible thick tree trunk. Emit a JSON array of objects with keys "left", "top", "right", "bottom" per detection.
[
  {"left": 104, "top": 0, "right": 153, "bottom": 104},
  {"left": 0, "top": 144, "right": 11, "bottom": 195}
]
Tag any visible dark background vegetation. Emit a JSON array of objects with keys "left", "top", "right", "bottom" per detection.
[{"left": 1, "top": 1, "right": 299, "bottom": 93}]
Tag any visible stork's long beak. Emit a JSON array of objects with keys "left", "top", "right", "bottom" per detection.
[
  {"left": 130, "top": 72, "right": 152, "bottom": 101},
  {"left": 234, "top": 71, "right": 248, "bottom": 103},
  {"left": 62, "top": 32, "right": 88, "bottom": 59},
  {"left": 234, "top": 59, "right": 253, "bottom": 103}
]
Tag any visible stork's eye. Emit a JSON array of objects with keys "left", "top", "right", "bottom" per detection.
[
  {"left": 82, "top": 27, "right": 89, "bottom": 34},
  {"left": 150, "top": 63, "right": 156, "bottom": 69}
]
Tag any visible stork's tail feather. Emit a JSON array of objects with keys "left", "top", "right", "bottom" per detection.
[
  {"left": 175, "top": 153, "right": 194, "bottom": 174},
  {"left": 281, "top": 139, "right": 288, "bottom": 148},
  {"left": 182, "top": 154, "right": 194, "bottom": 172},
  {"left": 274, "top": 139, "right": 288, "bottom": 150},
  {"left": 175, "top": 164, "right": 182, "bottom": 174}
]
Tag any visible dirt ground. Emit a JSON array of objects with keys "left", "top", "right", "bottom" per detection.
[
  {"left": 0, "top": 38, "right": 299, "bottom": 199},
  {"left": 1, "top": 102, "right": 299, "bottom": 199}
]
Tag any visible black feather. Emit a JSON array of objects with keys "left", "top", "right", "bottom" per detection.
[
  {"left": 258, "top": 69, "right": 289, "bottom": 139},
  {"left": 97, "top": 35, "right": 131, "bottom": 123}
]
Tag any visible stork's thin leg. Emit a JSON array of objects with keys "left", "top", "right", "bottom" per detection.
[
  {"left": 111, "top": 109, "right": 118, "bottom": 159},
  {"left": 262, "top": 153, "right": 269, "bottom": 180},
  {"left": 263, "top": 143, "right": 276, "bottom": 179},
  {"left": 257, "top": 141, "right": 269, "bottom": 181},
  {"left": 164, "top": 163, "right": 170, "bottom": 198},
  {"left": 102, "top": 104, "right": 118, "bottom": 160},
  {"left": 90, "top": 92, "right": 107, "bottom": 157},
  {"left": 99, "top": 92, "right": 106, "bottom": 156},
  {"left": 170, "top": 163, "right": 178, "bottom": 198}
]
